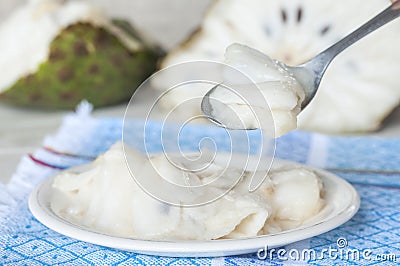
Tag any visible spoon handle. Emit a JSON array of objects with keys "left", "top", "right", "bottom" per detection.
[{"left": 308, "top": 1, "right": 400, "bottom": 76}]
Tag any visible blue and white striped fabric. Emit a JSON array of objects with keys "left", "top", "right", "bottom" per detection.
[{"left": 1, "top": 109, "right": 399, "bottom": 265}]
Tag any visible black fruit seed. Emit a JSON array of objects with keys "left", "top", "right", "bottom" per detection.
[
  {"left": 281, "top": 8, "right": 288, "bottom": 23},
  {"left": 320, "top": 25, "right": 331, "bottom": 36},
  {"left": 297, "top": 7, "right": 303, "bottom": 23}
]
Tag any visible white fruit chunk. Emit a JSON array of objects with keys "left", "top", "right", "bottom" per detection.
[
  {"left": 270, "top": 167, "right": 323, "bottom": 221},
  {"left": 154, "top": 0, "right": 400, "bottom": 133},
  {"left": 51, "top": 143, "right": 271, "bottom": 240},
  {"left": 206, "top": 43, "right": 305, "bottom": 137},
  {"left": 51, "top": 142, "right": 324, "bottom": 240}
]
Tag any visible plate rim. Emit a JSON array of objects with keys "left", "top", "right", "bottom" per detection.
[{"left": 29, "top": 162, "right": 360, "bottom": 257}]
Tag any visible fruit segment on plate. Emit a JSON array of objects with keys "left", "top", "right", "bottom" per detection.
[
  {"left": 50, "top": 142, "right": 324, "bottom": 240},
  {"left": 0, "top": 0, "right": 161, "bottom": 109},
  {"left": 155, "top": 0, "right": 400, "bottom": 134}
]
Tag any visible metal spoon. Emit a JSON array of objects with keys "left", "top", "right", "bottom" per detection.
[{"left": 202, "top": 1, "right": 400, "bottom": 127}]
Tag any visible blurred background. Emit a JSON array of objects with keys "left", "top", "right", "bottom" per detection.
[
  {"left": 1, "top": 0, "right": 399, "bottom": 184},
  {"left": 0, "top": 0, "right": 211, "bottom": 183}
]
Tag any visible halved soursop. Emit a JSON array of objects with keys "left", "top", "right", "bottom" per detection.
[
  {"left": 0, "top": 0, "right": 161, "bottom": 109},
  {"left": 154, "top": 0, "right": 400, "bottom": 134}
]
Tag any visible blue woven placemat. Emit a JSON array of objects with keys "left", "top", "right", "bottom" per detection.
[{"left": 1, "top": 108, "right": 399, "bottom": 265}]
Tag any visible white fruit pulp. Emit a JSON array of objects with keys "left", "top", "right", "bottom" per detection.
[
  {"left": 207, "top": 44, "right": 305, "bottom": 137},
  {"left": 50, "top": 142, "right": 323, "bottom": 240}
]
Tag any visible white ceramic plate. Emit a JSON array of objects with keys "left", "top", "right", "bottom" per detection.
[{"left": 29, "top": 161, "right": 360, "bottom": 257}]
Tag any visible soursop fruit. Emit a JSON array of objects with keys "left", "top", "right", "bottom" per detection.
[
  {"left": 0, "top": 0, "right": 161, "bottom": 109},
  {"left": 154, "top": 0, "right": 400, "bottom": 134}
]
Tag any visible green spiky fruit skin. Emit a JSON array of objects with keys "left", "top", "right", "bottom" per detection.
[{"left": 0, "top": 23, "right": 160, "bottom": 109}]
